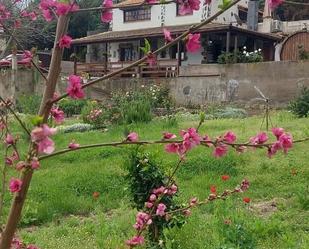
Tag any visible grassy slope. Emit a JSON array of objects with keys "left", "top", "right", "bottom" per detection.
[{"left": 2, "top": 111, "right": 309, "bottom": 249}]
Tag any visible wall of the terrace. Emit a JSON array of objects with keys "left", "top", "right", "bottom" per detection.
[{"left": 1, "top": 61, "right": 308, "bottom": 108}]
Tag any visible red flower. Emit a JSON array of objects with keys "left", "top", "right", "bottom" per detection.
[
  {"left": 210, "top": 185, "right": 217, "bottom": 194},
  {"left": 221, "top": 175, "right": 230, "bottom": 181},
  {"left": 243, "top": 197, "right": 251, "bottom": 203}
]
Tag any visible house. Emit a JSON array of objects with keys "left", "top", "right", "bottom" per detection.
[
  {"left": 258, "top": 1, "right": 309, "bottom": 61},
  {"left": 72, "top": 0, "right": 281, "bottom": 77}
]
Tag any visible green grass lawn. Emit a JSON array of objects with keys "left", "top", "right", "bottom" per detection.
[{"left": 2, "top": 111, "right": 309, "bottom": 249}]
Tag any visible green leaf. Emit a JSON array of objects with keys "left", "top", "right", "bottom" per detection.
[
  {"left": 31, "top": 115, "right": 43, "bottom": 126},
  {"left": 140, "top": 38, "right": 151, "bottom": 54},
  {"left": 199, "top": 111, "right": 206, "bottom": 123},
  {"left": 218, "top": 0, "right": 232, "bottom": 10}
]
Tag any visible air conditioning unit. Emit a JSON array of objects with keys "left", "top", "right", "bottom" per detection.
[{"left": 271, "top": 20, "right": 283, "bottom": 33}]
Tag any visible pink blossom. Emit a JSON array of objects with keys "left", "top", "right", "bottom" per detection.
[
  {"left": 163, "top": 132, "right": 177, "bottom": 140},
  {"left": 37, "top": 137, "right": 55, "bottom": 154},
  {"left": 250, "top": 132, "right": 268, "bottom": 144},
  {"left": 58, "top": 35, "right": 72, "bottom": 49},
  {"left": 9, "top": 178, "right": 22, "bottom": 193},
  {"left": 186, "top": 33, "right": 201, "bottom": 53},
  {"left": 279, "top": 133, "right": 293, "bottom": 153},
  {"left": 153, "top": 186, "right": 166, "bottom": 195},
  {"left": 223, "top": 131, "right": 237, "bottom": 143},
  {"left": 31, "top": 124, "right": 57, "bottom": 154},
  {"left": 147, "top": 53, "right": 157, "bottom": 67},
  {"left": 268, "top": 140, "right": 282, "bottom": 158},
  {"left": 181, "top": 127, "right": 201, "bottom": 151},
  {"left": 39, "top": 0, "right": 56, "bottom": 10},
  {"left": 11, "top": 237, "right": 22, "bottom": 249},
  {"left": 55, "top": 2, "right": 71, "bottom": 15},
  {"left": 101, "top": 0, "right": 113, "bottom": 23},
  {"left": 50, "top": 106, "right": 65, "bottom": 124},
  {"left": 5, "top": 157, "right": 13, "bottom": 166},
  {"left": 156, "top": 203, "right": 167, "bottom": 216},
  {"left": 183, "top": 209, "right": 192, "bottom": 216},
  {"left": 178, "top": 0, "right": 201, "bottom": 15},
  {"left": 240, "top": 179, "right": 250, "bottom": 192},
  {"left": 126, "top": 236, "right": 145, "bottom": 247},
  {"left": 133, "top": 212, "right": 152, "bottom": 230},
  {"left": 165, "top": 143, "right": 179, "bottom": 154},
  {"left": 163, "top": 28, "right": 173, "bottom": 43},
  {"left": 66, "top": 75, "right": 85, "bottom": 99},
  {"left": 146, "top": 0, "right": 158, "bottom": 3},
  {"left": 68, "top": 141, "right": 80, "bottom": 150},
  {"left": 272, "top": 127, "right": 284, "bottom": 140},
  {"left": 28, "top": 11, "right": 37, "bottom": 21},
  {"left": 5, "top": 134, "right": 14, "bottom": 145},
  {"left": 31, "top": 124, "right": 56, "bottom": 141},
  {"left": 31, "top": 157, "right": 40, "bottom": 170},
  {"left": 213, "top": 144, "right": 228, "bottom": 158},
  {"left": 127, "top": 132, "right": 139, "bottom": 142},
  {"left": 267, "top": 0, "right": 284, "bottom": 10},
  {"left": 145, "top": 202, "right": 153, "bottom": 208},
  {"left": 189, "top": 197, "right": 198, "bottom": 206},
  {"left": 42, "top": 9, "right": 53, "bottom": 22},
  {"left": 167, "top": 184, "right": 178, "bottom": 195},
  {"left": 149, "top": 194, "right": 157, "bottom": 202},
  {"left": 203, "top": 135, "right": 213, "bottom": 147},
  {"left": 205, "top": 0, "right": 212, "bottom": 4}
]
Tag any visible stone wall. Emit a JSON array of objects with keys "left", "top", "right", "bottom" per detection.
[{"left": 1, "top": 61, "right": 308, "bottom": 108}]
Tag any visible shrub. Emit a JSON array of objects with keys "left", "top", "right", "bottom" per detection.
[
  {"left": 125, "top": 153, "right": 185, "bottom": 246},
  {"left": 58, "top": 98, "right": 87, "bottom": 117},
  {"left": 16, "top": 95, "right": 42, "bottom": 114},
  {"left": 289, "top": 86, "right": 309, "bottom": 118},
  {"left": 81, "top": 101, "right": 107, "bottom": 128},
  {"left": 217, "top": 47, "right": 263, "bottom": 64},
  {"left": 57, "top": 123, "right": 94, "bottom": 133}
]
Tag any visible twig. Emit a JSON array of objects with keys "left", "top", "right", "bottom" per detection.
[
  {"left": 0, "top": 96, "right": 31, "bottom": 137},
  {"left": 1, "top": 24, "right": 47, "bottom": 81}
]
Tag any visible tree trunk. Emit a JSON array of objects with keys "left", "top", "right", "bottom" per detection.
[{"left": 0, "top": 15, "right": 70, "bottom": 249}]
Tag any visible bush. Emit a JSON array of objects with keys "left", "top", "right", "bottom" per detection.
[
  {"left": 58, "top": 98, "right": 87, "bottom": 117},
  {"left": 217, "top": 47, "right": 263, "bottom": 64},
  {"left": 81, "top": 101, "right": 107, "bottom": 128},
  {"left": 16, "top": 95, "right": 42, "bottom": 114},
  {"left": 289, "top": 86, "right": 309, "bottom": 118}
]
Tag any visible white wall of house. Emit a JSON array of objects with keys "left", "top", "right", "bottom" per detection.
[{"left": 112, "top": 0, "right": 249, "bottom": 32}]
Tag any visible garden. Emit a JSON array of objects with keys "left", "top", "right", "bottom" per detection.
[{"left": 0, "top": 1, "right": 309, "bottom": 249}]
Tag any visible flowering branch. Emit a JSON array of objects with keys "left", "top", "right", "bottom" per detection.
[{"left": 38, "top": 137, "right": 309, "bottom": 162}]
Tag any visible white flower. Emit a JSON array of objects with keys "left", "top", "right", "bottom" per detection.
[
  {"left": 258, "top": 48, "right": 262, "bottom": 52},
  {"left": 243, "top": 51, "right": 246, "bottom": 54},
  {"left": 243, "top": 46, "right": 247, "bottom": 50},
  {"left": 254, "top": 50, "right": 258, "bottom": 53},
  {"left": 141, "top": 85, "right": 145, "bottom": 88}
]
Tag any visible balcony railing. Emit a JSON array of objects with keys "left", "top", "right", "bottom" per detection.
[{"left": 74, "top": 59, "right": 179, "bottom": 78}]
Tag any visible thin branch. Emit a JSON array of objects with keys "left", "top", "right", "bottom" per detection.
[
  {"left": 38, "top": 137, "right": 309, "bottom": 162},
  {"left": 51, "top": 0, "right": 243, "bottom": 104},
  {"left": 1, "top": 24, "right": 48, "bottom": 81},
  {"left": 0, "top": 96, "right": 31, "bottom": 137}
]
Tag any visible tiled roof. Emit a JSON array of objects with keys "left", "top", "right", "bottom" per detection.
[{"left": 72, "top": 23, "right": 282, "bottom": 45}]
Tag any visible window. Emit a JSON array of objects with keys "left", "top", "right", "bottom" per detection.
[
  {"left": 123, "top": 8, "right": 151, "bottom": 22},
  {"left": 176, "top": 3, "right": 193, "bottom": 16}
]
